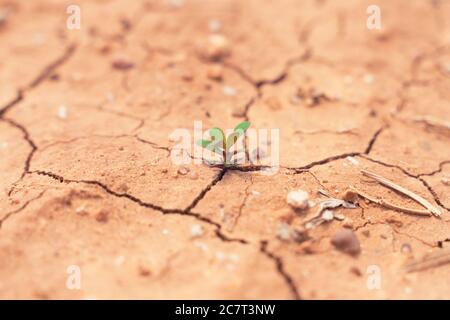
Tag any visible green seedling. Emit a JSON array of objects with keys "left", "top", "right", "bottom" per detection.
[{"left": 197, "top": 121, "right": 250, "bottom": 167}]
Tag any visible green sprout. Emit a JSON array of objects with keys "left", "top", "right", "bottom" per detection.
[{"left": 197, "top": 121, "right": 250, "bottom": 167}]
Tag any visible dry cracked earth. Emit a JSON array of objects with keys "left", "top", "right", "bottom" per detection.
[{"left": 0, "top": 0, "right": 450, "bottom": 299}]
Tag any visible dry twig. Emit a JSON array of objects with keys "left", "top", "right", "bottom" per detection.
[
  {"left": 361, "top": 170, "right": 441, "bottom": 217},
  {"left": 405, "top": 249, "right": 450, "bottom": 273},
  {"left": 349, "top": 186, "right": 431, "bottom": 216}
]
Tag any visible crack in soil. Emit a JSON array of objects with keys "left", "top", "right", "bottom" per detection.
[
  {"left": 260, "top": 240, "right": 301, "bottom": 300},
  {"left": 0, "top": 191, "right": 46, "bottom": 229},
  {"left": 31, "top": 169, "right": 305, "bottom": 298},
  {"left": 0, "top": 44, "right": 76, "bottom": 118}
]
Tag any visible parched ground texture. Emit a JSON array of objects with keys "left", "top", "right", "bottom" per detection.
[{"left": 0, "top": 0, "right": 449, "bottom": 299}]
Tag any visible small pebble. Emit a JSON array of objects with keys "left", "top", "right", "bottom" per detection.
[
  {"left": 277, "top": 223, "right": 291, "bottom": 241},
  {"left": 95, "top": 210, "right": 109, "bottom": 223},
  {"left": 177, "top": 166, "right": 189, "bottom": 175},
  {"left": 207, "top": 64, "right": 223, "bottom": 81},
  {"left": 346, "top": 156, "right": 359, "bottom": 166},
  {"left": 138, "top": 265, "right": 151, "bottom": 277},
  {"left": 191, "top": 224, "right": 204, "bottom": 237},
  {"left": 251, "top": 190, "right": 261, "bottom": 196},
  {"left": 286, "top": 190, "right": 310, "bottom": 210},
  {"left": 114, "top": 255, "right": 125, "bottom": 267},
  {"left": 189, "top": 172, "right": 199, "bottom": 180},
  {"left": 58, "top": 105, "right": 67, "bottom": 119},
  {"left": 322, "top": 210, "right": 334, "bottom": 221},
  {"left": 342, "top": 189, "right": 359, "bottom": 204},
  {"left": 223, "top": 85, "right": 236, "bottom": 96},
  {"left": 441, "top": 177, "right": 450, "bottom": 186},
  {"left": 401, "top": 243, "right": 413, "bottom": 254},
  {"left": 342, "top": 217, "right": 354, "bottom": 228},
  {"left": 208, "top": 19, "right": 222, "bottom": 33},
  {"left": 350, "top": 266, "right": 362, "bottom": 277},
  {"left": 331, "top": 229, "right": 361, "bottom": 256},
  {"left": 112, "top": 58, "right": 135, "bottom": 70},
  {"left": 204, "top": 34, "right": 231, "bottom": 61}
]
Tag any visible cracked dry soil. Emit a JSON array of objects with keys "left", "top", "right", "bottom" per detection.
[{"left": 0, "top": 0, "right": 449, "bottom": 299}]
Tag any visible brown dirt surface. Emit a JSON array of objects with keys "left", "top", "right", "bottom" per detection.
[{"left": 0, "top": 0, "right": 449, "bottom": 299}]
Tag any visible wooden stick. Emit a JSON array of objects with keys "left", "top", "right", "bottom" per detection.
[
  {"left": 361, "top": 170, "right": 441, "bottom": 217},
  {"left": 349, "top": 186, "right": 431, "bottom": 216}
]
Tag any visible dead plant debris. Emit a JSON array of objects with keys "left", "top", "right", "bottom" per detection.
[{"left": 360, "top": 169, "right": 441, "bottom": 217}]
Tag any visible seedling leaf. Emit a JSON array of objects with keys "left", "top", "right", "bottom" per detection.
[{"left": 234, "top": 121, "right": 250, "bottom": 134}]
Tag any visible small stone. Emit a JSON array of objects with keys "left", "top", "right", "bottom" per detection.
[
  {"left": 223, "top": 85, "right": 236, "bottom": 96},
  {"left": 204, "top": 34, "right": 231, "bottom": 61},
  {"left": 207, "top": 64, "right": 223, "bottom": 81},
  {"left": 57, "top": 105, "right": 67, "bottom": 119},
  {"left": 118, "top": 183, "right": 129, "bottom": 192},
  {"left": 177, "top": 166, "right": 189, "bottom": 175},
  {"left": 350, "top": 266, "right": 362, "bottom": 277},
  {"left": 251, "top": 190, "right": 261, "bottom": 196},
  {"left": 265, "top": 96, "right": 282, "bottom": 110},
  {"left": 331, "top": 229, "right": 361, "bottom": 256},
  {"left": 114, "top": 255, "right": 125, "bottom": 267},
  {"left": 362, "top": 230, "right": 370, "bottom": 237},
  {"left": 441, "top": 177, "right": 450, "bottom": 186},
  {"left": 189, "top": 172, "right": 199, "bottom": 180},
  {"left": 112, "top": 57, "right": 134, "bottom": 70},
  {"left": 75, "top": 205, "right": 87, "bottom": 216},
  {"left": 342, "top": 189, "right": 359, "bottom": 204},
  {"left": 208, "top": 19, "right": 222, "bottom": 33},
  {"left": 346, "top": 156, "right": 360, "bottom": 166},
  {"left": 276, "top": 223, "right": 291, "bottom": 241},
  {"left": 138, "top": 265, "right": 151, "bottom": 277},
  {"left": 95, "top": 210, "right": 109, "bottom": 223},
  {"left": 191, "top": 224, "right": 204, "bottom": 237},
  {"left": 342, "top": 217, "right": 354, "bottom": 228},
  {"left": 334, "top": 213, "right": 345, "bottom": 221},
  {"left": 401, "top": 243, "right": 412, "bottom": 254},
  {"left": 322, "top": 210, "right": 334, "bottom": 221},
  {"left": 286, "top": 190, "right": 310, "bottom": 210}
]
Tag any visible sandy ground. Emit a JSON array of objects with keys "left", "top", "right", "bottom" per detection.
[{"left": 0, "top": 0, "right": 449, "bottom": 299}]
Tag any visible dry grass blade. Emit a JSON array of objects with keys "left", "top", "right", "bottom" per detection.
[
  {"left": 411, "top": 115, "right": 450, "bottom": 131},
  {"left": 405, "top": 249, "right": 450, "bottom": 273},
  {"left": 349, "top": 186, "right": 431, "bottom": 216},
  {"left": 361, "top": 170, "right": 441, "bottom": 217}
]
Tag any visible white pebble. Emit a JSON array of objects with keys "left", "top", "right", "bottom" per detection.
[
  {"left": 251, "top": 190, "right": 261, "bottom": 196},
  {"left": 162, "top": 229, "right": 170, "bottom": 235},
  {"left": 58, "top": 105, "right": 67, "bottom": 119},
  {"left": 322, "top": 210, "right": 334, "bottom": 221},
  {"left": 277, "top": 223, "right": 291, "bottom": 241},
  {"left": 114, "top": 255, "right": 125, "bottom": 267},
  {"left": 208, "top": 19, "right": 222, "bottom": 33},
  {"left": 223, "top": 86, "right": 236, "bottom": 96},
  {"left": 191, "top": 224, "right": 203, "bottom": 237},
  {"left": 286, "top": 190, "right": 310, "bottom": 210},
  {"left": 346, "top": 156, "right": 360, "bottom": 166}
]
